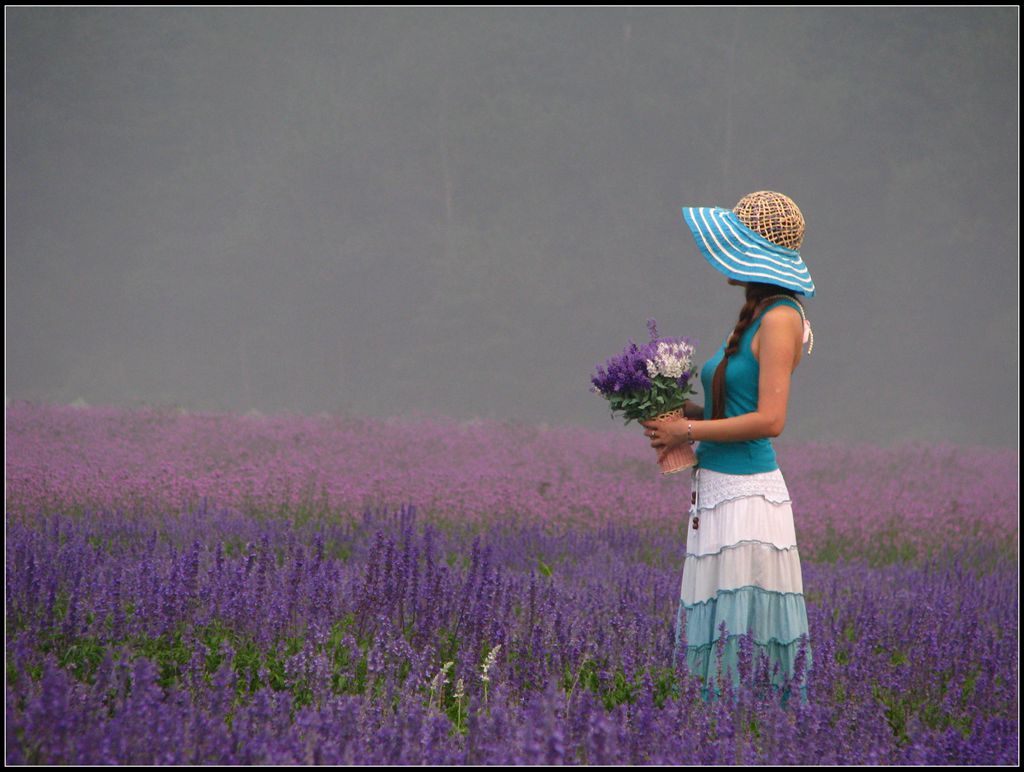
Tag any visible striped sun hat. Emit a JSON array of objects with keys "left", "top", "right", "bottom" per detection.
[{"left": 681, "top": 191, "right": 815, "bottom": 297}]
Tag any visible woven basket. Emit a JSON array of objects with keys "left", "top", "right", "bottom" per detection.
[{"left": 650, "top": 408, "right": 696, "bottom": 475}]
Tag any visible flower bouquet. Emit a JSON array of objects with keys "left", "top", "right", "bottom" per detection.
[{"left": 590, "top": 318, "right": 699, "bottom": 474}]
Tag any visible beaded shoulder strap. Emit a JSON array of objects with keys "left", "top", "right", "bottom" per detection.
[{"left": 755, "top": 294, "right": 814, "bottom": 355}]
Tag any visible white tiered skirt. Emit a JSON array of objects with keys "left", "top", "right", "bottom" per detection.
[{"left": 673, "top": 466, "right": 812, "bottom": 706}]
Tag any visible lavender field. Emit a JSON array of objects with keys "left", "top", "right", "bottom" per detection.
[{"left": 5, "top": 400, "right": 1018, "bottom": 764}]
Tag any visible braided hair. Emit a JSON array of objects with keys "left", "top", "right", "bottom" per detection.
[{"left": 710, "top": 282, "right": 802, "bottom": 420}]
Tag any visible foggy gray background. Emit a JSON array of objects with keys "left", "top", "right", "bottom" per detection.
[{"left": 6, "top": 7, "right": 1018, "bottom": 447}]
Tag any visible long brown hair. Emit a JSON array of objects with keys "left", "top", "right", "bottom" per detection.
[{"left": 710, "top": 282, "right": 801, "bottom": 420}]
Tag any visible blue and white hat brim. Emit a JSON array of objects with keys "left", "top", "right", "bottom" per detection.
[{"left": 681, "top": 206, "right": 816, "bottom": 298}]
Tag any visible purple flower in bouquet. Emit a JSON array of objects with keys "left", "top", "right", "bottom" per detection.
[{"left": 590, "top": 338, "right": 655, "bottom": 396}]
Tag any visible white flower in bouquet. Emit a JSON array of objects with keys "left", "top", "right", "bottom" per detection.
[{"left": 645, "top": 340, "right": 695, "bottom": 380}]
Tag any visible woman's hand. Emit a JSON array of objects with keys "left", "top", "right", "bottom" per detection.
[{"left": 638, "top": 417, "right": 688, "bottom": 463}]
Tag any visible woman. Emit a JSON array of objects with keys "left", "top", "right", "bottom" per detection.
[{"left": 639, "top": 191, "right": 815, "bottom": 708}]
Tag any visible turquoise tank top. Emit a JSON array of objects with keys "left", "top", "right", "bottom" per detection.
[{"left": 695, "top": 297, "right": 802, "bottom": 474}]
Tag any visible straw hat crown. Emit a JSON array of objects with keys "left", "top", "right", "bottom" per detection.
[{"left": 732, "top": 191, "right": 804, "bottom": 251}]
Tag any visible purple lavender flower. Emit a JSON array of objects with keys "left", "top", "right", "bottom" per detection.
[{"left": 2, "top": 399, "right": 1019, "bottom": 764}]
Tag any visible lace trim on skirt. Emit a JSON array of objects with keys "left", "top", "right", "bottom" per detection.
[{"left": 691, "top": 466, "right": 791, "bottom": 512}]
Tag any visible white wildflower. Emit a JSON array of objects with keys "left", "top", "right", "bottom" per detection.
[
  {"left": 481, "top": 644, "right": 501, "bottom": 683},
  {"left": 430, "top": 660, "right": 454, "bottom": 692}
]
